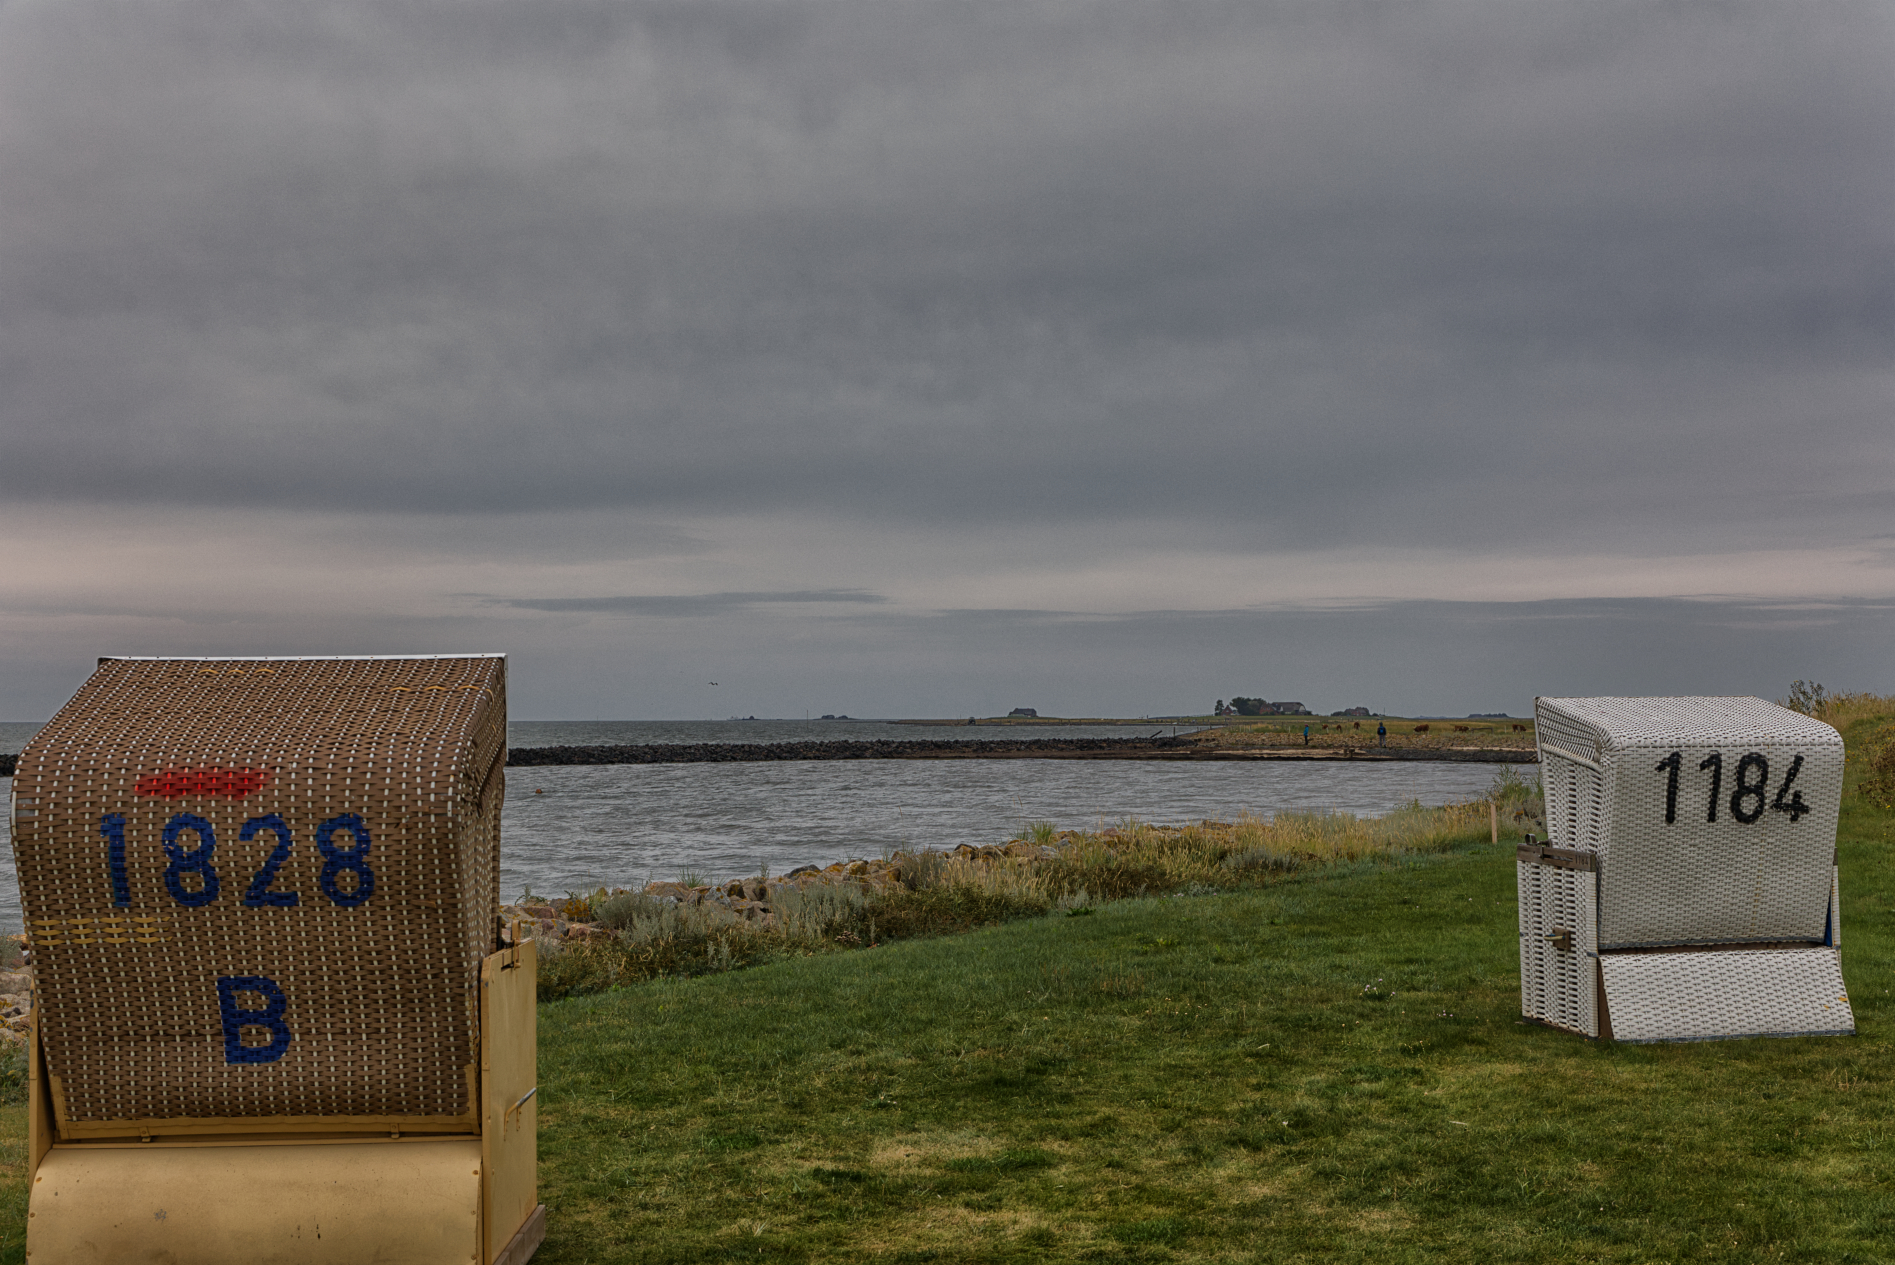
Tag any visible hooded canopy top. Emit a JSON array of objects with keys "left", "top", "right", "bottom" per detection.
[{"left": 11, "top": 654, "right": 506, "bottom": 1137}]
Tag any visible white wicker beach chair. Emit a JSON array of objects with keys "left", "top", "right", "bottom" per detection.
[{"left": 1521, "top": 696, "right": 1851, "bottom": 1042}]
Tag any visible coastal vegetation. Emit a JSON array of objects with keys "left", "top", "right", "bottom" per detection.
[
  {"left": 509, "top": 694, "right": 1893, "bottom": 1263},
  {"left": 534, "top": 770, "right": 1546, "bottom": 1000}
]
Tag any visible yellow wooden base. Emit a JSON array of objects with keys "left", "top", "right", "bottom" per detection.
[{"left": 29, "top": 1138, "right": 484, "bottom": 1264}]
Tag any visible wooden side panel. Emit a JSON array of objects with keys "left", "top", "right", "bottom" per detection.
[
  {"left": 495, "top": 1204, "right": 547, "bottom": 1265},
  {"left": 481, "top": 940, "right": 539, "bottom": 1264},
  {"left": 28, "top": 1138, "right": 481, "bottom": 1264},
  {"left": 28, "top": 1008, "right": 53, "bottom": 1175}
]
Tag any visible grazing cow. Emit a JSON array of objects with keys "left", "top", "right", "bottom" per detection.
[
  {"left": 1413, "top": 724, "right": 1430, "bottom": 734},
  {"left": 1512, "top": 723, "right": 1527, "bottom": 732},
  {"left": 1453, "top": 724, "right": 1469, "bottom": 732}
]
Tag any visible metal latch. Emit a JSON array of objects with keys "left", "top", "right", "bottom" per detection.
[
  {"left": 506, "top": 1086, "right": 537, "bottom": 1130},
  {"left": 1543, "top": 929, "right": 1575, "bottom": 953}
]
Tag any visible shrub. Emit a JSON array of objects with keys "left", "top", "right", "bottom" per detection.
[
  {"left": 1487, "top": 764, "right": 1545, "bottom": 835},
  {"left": 1857, "top": 723, "right": 1895, "bottom": 812},
  {"left": 773, "top": 883, "right": 868, "bottom": 943},
  {"left": 1783, "top": 679, "right": 1831, "bottom": 717}
]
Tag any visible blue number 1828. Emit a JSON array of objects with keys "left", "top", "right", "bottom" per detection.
[{"left": 102, "top": 813, "right": 373, "bottom": 910}]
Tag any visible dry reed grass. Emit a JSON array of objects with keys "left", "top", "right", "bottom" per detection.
[
  {"left": 538, "top": 771, "right": 1542, "bottom": 998},
  {"left": 1796, "top": 686, "right": 1895, "bottom": 810}
]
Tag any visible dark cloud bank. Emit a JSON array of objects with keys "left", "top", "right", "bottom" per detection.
[{"left": 0, "top": 1, "right": 1889, "bottom": 716}]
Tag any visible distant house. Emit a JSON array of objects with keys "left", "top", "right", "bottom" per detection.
[{"left": 1008, "top": 707, "right": 1039, "bottom": 718}]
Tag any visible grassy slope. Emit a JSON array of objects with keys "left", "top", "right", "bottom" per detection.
[
  {"left": 530, "top": 817, "right": 1893, "bottom": 1264},
  {"left": 0, "top": 717, "right": 1888, "bottom": 1263}
]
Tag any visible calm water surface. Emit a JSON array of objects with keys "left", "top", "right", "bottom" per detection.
[
  {"left": 0, "top": 720, "right": 1519, "bottom": 928},
  {"left": 507, "top": 719, "right": 1209, "bottom": 746}
]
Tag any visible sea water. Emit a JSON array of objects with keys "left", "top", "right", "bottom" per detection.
[{"left": 0, "top": 720, "right": 1515, "bottom": 929}]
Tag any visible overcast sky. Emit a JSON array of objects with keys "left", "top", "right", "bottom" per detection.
[{"left": 1, "top": 0, "right": 1889, "bottom": 720}]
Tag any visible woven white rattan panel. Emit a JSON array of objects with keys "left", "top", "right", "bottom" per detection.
[
  {"left": 1541, "top": 750, "right": 1609, "bottom": 856},
  {"left": 1518, "top": 860, "right": 1597, "bottom": 1036},
  {"left": 1535, "top": 697, "right": 1841, "bottom": 948},
  {"left": 1600, "top": 948, "right": 1852, "bottom": 1041}
]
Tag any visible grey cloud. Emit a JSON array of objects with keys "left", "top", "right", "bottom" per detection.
[
  {"left": 1, "top": 586, "right": 1886, "bottom": 721},
  {"left": 0, "top": 0, "right": 1887, "bottom": 559},
  {"left": 492, "top": 589, "right": 887, "bottom": 615}
]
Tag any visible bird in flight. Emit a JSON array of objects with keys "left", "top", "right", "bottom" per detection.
[{"left": 709, "top": 681, "right": 719, "bottom": 686}]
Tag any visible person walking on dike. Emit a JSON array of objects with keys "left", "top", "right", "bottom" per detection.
[
  {"left": 1378, "top": 721, "right": 1386, "bottom": 747},
  {"left": 1303, "top": 724, "right": 1310, "bottom": 746}
]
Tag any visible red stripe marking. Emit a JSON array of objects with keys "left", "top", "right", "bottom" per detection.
[{"left": 134, "top": 767, "right": 274, "bottom": 799}]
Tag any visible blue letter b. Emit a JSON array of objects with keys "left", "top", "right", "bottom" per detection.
[{"left": 217, "top": 975, "right": 292, "bottom": 1064}]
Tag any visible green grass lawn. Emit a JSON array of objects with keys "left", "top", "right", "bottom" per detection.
[
  {"left": 0, "top": 710, "right": 1890, "bottom": 1263},
  {"left": 528, "top": 813, "right": 1894, "bottom": 1264}
]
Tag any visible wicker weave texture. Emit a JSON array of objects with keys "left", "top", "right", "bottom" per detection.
[
  {"left": 11, "top": 656, "right": 505, "bottom": 1132},
  {"left": 1517, "top": 858, "right": 1598, "bottom": 1036},
  {"left": 1534, "top": 697, "right": 1841, "bottom": 949},
  {"left": 1599, "top": 948, "right": 1853, "bottom": 1042}
]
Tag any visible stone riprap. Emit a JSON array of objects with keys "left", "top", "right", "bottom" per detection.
[{"left": 0, "top": 968, "right": 32, "bottom": 1047}]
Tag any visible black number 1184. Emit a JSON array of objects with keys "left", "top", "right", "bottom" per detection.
[{"left": 1654, "top": 750, "right": 1809, "bottom": 825}]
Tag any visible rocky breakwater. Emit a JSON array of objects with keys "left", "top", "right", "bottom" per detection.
[
  {"left": 506, "top": 736, "right": 1195, "bottom": 767},
  {"left": 499, "top": 839, "right": 1056, "bottom": 942}
]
